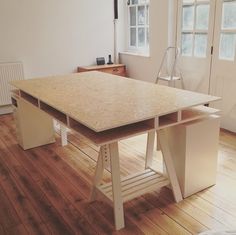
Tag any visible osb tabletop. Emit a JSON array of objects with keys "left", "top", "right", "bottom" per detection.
[{"left": 11, "top": 71, "right": 220, "bottom": 132}]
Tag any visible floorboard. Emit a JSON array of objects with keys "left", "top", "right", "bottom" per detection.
[{"left": 0, "top": 114, "right": 236, "bottom": 234}]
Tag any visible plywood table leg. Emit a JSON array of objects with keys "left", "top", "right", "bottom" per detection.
[
  {"left": 89, "top": 148, "right": 104, "bottom": 201},
  {"left": 162, "top": 160, "right": 168, "bottom": 178},
  {"left": 109, "top": 142, "right": 125, "bottom": 230},
  {"left": 156, "top": 131, "right": 167, "bottom": 176},
  {"left": 156, "top": 130, "right": 161, "bottom": 151},
  {"left": 145, "top": 131, "right": 155, "bottom": 169},
  {"left": 157, "top": 129, "right": 183, "bottom": 203},
  {"left": 60, "top": 124, "right": 68, "bottom": 146},
  {"left": 101, "top": 145, "right": 111, "bottom": 171}
]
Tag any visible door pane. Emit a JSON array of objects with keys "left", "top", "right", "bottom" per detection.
[
  {"left": 183, "top": 0, "right": 194, "bottom": 3},
  {"left": 139, "top": 0, "right": 147, "bottom": 4},
  {"left": 138, "top": 6, "right": 145, "bottom": 25},
  {"left": 132, "top": 0, "right": 138, "bottom": 4},
  {"left": 182, "top": 6, "right": 194, "bottom": 30},
  {"left": 181, "top": 33, "right": 193, "bottom": 56},
  {"left": 132, "top": 0, "right": 148, "bottom": 4},
  {"left": 196, "top": 4, "right": 210, "bottom": 30},
  {"left": 222, "top": 1, "right": 236, "bottom": 29},
  {"left": 219, "top": 33, "right": 236, "bottom": 60},
  {"left": 194, "top": 34, "right": 207, "bottom": 57},
  {"left": 130, "top": 7, "right": 136, "bottom": 26},
  {"left": 130, "top": 28, "right": 136, "bottom": 46},
  {"left": 138, "top": 27, "right": 145, "bottom": 47}
]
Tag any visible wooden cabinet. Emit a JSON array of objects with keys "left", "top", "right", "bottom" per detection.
[{"left": 78, "top": 64, "right": 127, "bottom": 77}]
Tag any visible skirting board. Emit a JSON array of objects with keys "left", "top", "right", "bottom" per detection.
[{"left": 0, "top": 105, "right": 13, "bottom": 115}]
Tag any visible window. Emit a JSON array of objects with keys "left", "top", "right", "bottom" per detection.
[
  {"left": 219, "top": 0, "right": 236, "bottom": 61},
  {"left": 127, "top": 0, "right": 150, "bottom": 53},
  {"left": 181, "top": 0, "right": 210, "bottom": 57}
]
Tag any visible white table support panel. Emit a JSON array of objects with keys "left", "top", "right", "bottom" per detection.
[{"left": 11, "top": 94, "right": 55, "bottom": 150}]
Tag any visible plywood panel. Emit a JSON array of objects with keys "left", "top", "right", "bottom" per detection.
[{"left": 11, "top": 71, "right": 220, "bottom": 132}]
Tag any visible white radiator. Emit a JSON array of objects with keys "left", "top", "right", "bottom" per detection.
[{"left": 0, "top": 62, "right": 24, "bottom": 106}]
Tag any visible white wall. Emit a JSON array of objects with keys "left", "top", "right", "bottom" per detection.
[
  {"left": 0, "top": 0, "right": 114, "bottom": 78},
  {"left": 118, "top": 0, "right": 173, "bottom": 83}
]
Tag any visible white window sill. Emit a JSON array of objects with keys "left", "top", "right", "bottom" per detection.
[{"left": 119, "top": 51, "right": 150, "bottom": 58}]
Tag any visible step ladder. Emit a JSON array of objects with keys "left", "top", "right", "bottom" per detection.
[{"left": 155, "top": 46, "right": 184, "bottom": 88}]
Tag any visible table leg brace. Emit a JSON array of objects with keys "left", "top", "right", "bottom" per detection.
[
  {"left": 157, "top": 129, "right": 183, "bottom": 202},
  {"left": 109, "top": 142, "right": 125, "bottom": 230},
  {"left": 145, "top": 131, "right": 155, "bottom": 169},
  {"left": 89, "top": 150, "right": 104, "bottom": 201},
  {"left": 90, "top": 143, "right": 125, "bottom": 230},
  {"left": 60, "top": 124, "right": 68, "bottom": 146}
]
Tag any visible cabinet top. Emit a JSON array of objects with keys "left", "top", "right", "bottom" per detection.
[{"left": 78, "top": 64, "right": 125, "bottom": 71}]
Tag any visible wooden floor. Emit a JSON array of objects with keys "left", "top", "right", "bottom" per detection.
[{"left": 0, "top": 114, "right": 236, "bottom": 235}]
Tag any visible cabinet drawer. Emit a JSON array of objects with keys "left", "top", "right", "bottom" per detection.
[
  {"left": 101, "top": 66, "right": 125, "bottom": 76},
  {"left": 77, "top": 64, "right": 127, "bottom": 77}
]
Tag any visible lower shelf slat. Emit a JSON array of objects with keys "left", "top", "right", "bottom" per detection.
[{"left": 97, "top": 169, "right": 169, "bottom": 203}]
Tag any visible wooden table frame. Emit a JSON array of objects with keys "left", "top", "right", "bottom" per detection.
[
  {"left": 89, "top": 130, "right": 184, "bottom": 229},
  {"left": 10, "top": 72, "right": 220, "bottom": 230}
]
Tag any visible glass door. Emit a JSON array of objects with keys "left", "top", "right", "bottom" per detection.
[
  {"left": 176, "top": 0, "right": 216, "bottom": 93},
  {"left": 210, "top": 0, "right": 236, "bottom": 132}
]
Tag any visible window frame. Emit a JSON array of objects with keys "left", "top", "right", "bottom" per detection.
[
  {"left": 126, "top": 0, "right": 150, "bottom": 54},
  {"left": 180, "top": 0, "right": 210, "bottom": 58},
  {"left": 218, "top": 0, "right": 236, "bottom": 61}
]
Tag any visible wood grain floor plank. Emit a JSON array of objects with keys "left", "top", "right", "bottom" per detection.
[
  {"left": 1, "top": 114, "right": 236, "bottom": 234},
  {"left": 75, "top": 200, "right": 116, "bottom": 235},
  {"left": 145, "top": 193, "right": 208, "bottom": 234},
  {"left": 34, "top": 146, "right": 140, "bottom": 234},
  {"left": 29, "top": 147, "right": 88, "bottom": 201},
  {"left": 125, "top": 199, "right": 169, "bottom": 234},
  {"left": 93, "top": 200, "right": 145, "bottom": 235},
  {"left": 12, "top": 166, "right": 74, "bottom": 235},
  {"left": 0, "top": 140, "right": 74, "bottom": 235},
  {"left": 39, "top": 178, "right": 98, "bottom": 235},
  {"left": 1, "top": 121, "right": 111, "bottom": 234},
  {"left": 220, "top": 129, "right": 236, "bottom": 150},
  {"left": 0, "top": 151, "right": 51, "bottom": 234},
  {"left": 4, "top": 224, "right": 29, "bottom": 235},
  {"left": 197, "top": 189, "right": 236, "bottom": 218},
  {"left": 23, "top": 223, "right": 50, "bottom": 235},
  {"left": 0, "top": 119, "right": 44, "bottom": 182},
  {"left": 125, "top": 196, "right": 192, "bottom": 235},
  {"left": 184, "top": 194, "right": 236, "bottom": 229},
  {"left": 157, "top": 188, "right": 228, "bottom": 231},
  {"left": 23, "top": 144, "right": 116, "bottom": 234},
  {"left": 0, "top": 225, "right": 4, "bottom": 234},
  {"left": 41, "top": 139, "right": 159, "bottom": 234},
  {"left": 0, "top": 186, "right": 21, "bottom": 230}
]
